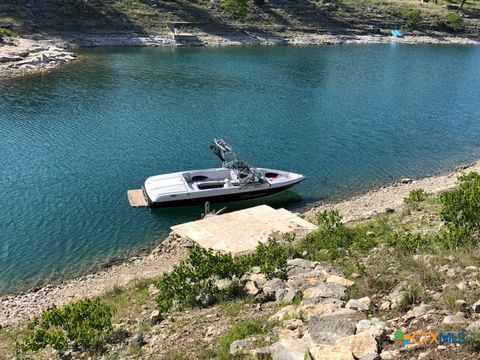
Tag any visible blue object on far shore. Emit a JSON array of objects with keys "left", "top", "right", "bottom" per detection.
[{"left": 391, "top": 30, "right": 403, "bottom": 38}]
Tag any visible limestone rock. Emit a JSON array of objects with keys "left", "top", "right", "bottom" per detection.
[
  {"left": 270, "top": 305, "right": 300, "bottom": 322},
  {"left": 245, "top": 281, "right": 260, "bottom": 296},
  {"left": 300, "top": 303, "right": 341, "bottom": 319},
  {"left": 356, "top": 319, "right": 387, "bottom": 340},
  {"left": 287, "top": 270, "right": 328, "bottom": 291},
  {"left": 345, "top": 299, "right": 369, "bottom": 311},
  {"left": 250, "top": 273, "right": 267, "bottom": 288},
  {"left": 150, "top": 309, "right": 162, "bottom": 325},
  {"left": 379, "top": 301, "right": 391, "bottom": 311},
  {"left": 284, "top": 318, "right": 304, "bottom": 331},
  {"left": 230, "top": 336, "right": 257, "bottom": 356},
  {"left": 326, "top": 275, "right": 354, "bottom": 288},
  {"left": 270, "top": 333, "right": 309, "bottom": 360},
  {"left": 215, "top": 278, "right": 233, "bottom": 291},
  {"left": 407, "top": 304, "right": 430, "bottom": 318},
  {"left": 306, "top": 317, "right": 356, "bottom": 345},
  {"left": 309, "top": 344, "right": 354, "bottom": 360},
  {"left": 472, "top": 299, "right": 480, "bottom": 313},
  {"left": 360, "top": 353, "right": 380, "bottom": 360},
  {"left": 302, "top": 297, "right": 345, "bottom": 306},
  {"left": 287, "top": 258, "right": 317, "bottom": 274},
  {"left": 442, "top": 314, "right": 466, "bottom": 325},
  {"left": 456, "top": 281, "right": 467, "bottom": 290},
  {"left": 303, "top": 283, "right": 346, "bottom": 300},
  {"left": 148, "top": 283, "right": 160, "bottom": 297},
  {"left": 276, "top": 288, "right": 297, "bottom": 304},
  {"left": 263, "top": 278, "right": 287, "bottom": 299},
  {"left": 379, "top": 349, "right": 399, "bottom": 359},
  {"left": 467, "top": 320, "right": 480, "bottom": 332},
  {"left": 336, "top": 331, "right": 377, "bottom": 359}
]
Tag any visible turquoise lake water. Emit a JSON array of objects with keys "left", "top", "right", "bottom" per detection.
[{"left": 1, "top": 44, "right": 480, "bottom": 293}]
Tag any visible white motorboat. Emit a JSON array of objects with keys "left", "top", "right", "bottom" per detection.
[{"left": 140, "top": 138, "right": 305, "bottom": 207}]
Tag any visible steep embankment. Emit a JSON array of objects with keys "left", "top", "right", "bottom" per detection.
[{"left": 1, "top": 0, "right": 479, "bottom": 39}]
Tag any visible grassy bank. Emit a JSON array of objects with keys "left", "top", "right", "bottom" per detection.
[
  {"left": 2, "top": 171, "right": 480, "bottom": 358},
  {"left": 0, "top": 0, "right": 479, "bottom": 38}
]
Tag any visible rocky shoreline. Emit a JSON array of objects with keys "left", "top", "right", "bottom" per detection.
[
  {"left": 1, "top": 160, "right": 480, "bottom": 329},
  {"left": 1, "top": 31, "right": 479, "bottom": 81},
  {"left": 0, "top": 37, "right": 77, "bottom": 80}
]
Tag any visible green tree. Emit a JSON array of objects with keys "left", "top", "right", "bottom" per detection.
[
  {"left": 221, "top": 0, "right": 249, "bottom": 18},
  {"left": 405, "top": 9, "right": 422, "bottom": 28}
]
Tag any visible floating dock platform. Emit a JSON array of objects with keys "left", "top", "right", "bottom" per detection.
[
  {"left": 127, "top": 189, "right": 149, "bottom": 207},
  {"left": 171, "top": 205, "right": 317, "bottom": 256}
]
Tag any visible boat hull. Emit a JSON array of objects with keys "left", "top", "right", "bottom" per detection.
[{"left": 144, "top": 181, "right": 300, "bottom": 208}]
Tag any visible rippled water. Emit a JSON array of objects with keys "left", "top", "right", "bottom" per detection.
[{"left": 1, "top": 44, "right": 480, "bottom": 293}]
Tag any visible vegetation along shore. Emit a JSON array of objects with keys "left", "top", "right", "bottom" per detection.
[
  {"left": 2, "top": 161, "right": 480, "bottom": 358},
  {"left": 1, "top": 0, "right": 480, "bottom": 79}
]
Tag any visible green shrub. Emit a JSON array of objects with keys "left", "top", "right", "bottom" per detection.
[
  {"left": 397, "top": 285, "right": 425, "bottom": 312},
  {"left": 404, "top": 188, "right": 428, "bottom": 209},
  {"left": 466, "top": 332, "right": 480, "bottom": 352},
  {"left": 0, "top": 28, "right": 15, "bottom": 38},
  {"left": 221, "top": 0, "right": 249, "bottom": 18},
  {"left": 441, "top": 172, "right": 480, "bottom": 232},
  {"left": 245, "top": 235, "right": 294, "bottom": 279},
  {"left": 405, "top": 9, "right": 422, "bottom": 28},
  {"left": 438, "top": 12, "right": 464, "bottom": 32},
  {"left": 156, "top": 237, "right": 294, "bottom": 315},
  {"left": 22, "top": 298, "right": 115, "bottom": 353},
  {"left": 155, "top": 246, "right": 242, "bottom": 314},
  {"left": 386, "top": 232, "right": 424, "bottom": 253},
  {"left": 299, "top": 210, "right": 368, "bottom": 261},
  {"left": 316, "top": 209, "right": 342, "bottom": 229}
]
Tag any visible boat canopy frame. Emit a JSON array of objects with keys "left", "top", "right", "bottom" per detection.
[{"left": 210, "top": 138, "right": 267, "bottom": 187}]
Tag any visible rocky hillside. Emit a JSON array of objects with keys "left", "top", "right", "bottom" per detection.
[
  {"left": 0, "top": 0, "right": 479, "bottom": 38},
  {"left": 2, "top": 171, "right": 480, "bottom": 359}
]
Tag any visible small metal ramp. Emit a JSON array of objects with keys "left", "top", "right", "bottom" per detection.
[
  {"left": 171, "top": 205, "right": 317, "bottom": 256},
  {"left": 127, "top": 189, "right": 149, "bottom": 208}
]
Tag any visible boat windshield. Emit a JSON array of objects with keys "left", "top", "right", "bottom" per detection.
[{"left": 210, "top": 138, "right": 266, "bottom": 186}]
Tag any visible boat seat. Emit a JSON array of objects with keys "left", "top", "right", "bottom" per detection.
[{"left": 196, "top": 180, "right": 225, "bottom": 190}]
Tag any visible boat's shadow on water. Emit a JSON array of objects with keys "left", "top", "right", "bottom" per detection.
[{"left": 148, "top": 190, "right": 307, "bottom": 221}]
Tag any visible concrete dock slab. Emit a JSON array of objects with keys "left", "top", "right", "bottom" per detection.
[
  {"left": 127, "top": 189, "right": 149, "bottom": 207},
  {"left": 171, "top": 205, "right": 317, "bottom": 256}
]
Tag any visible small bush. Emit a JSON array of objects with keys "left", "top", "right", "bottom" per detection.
[
  {"left": 405, "top": 9, "right": 422, "bottom": 28},
  {"left": 22, "top": 298, "right": 115, "bottom": 353},
  {"left": 246, "top": 235, "right": 294, "bottom": 279},
  {"left": 438, "top": 12, "right": 464, "bottom": 32},
  {"left": 217, "top": 319, "right": 276, "bottom": 360},
  {"left": 299, "top": 210, "right": 369, "bottom": 261},
  {"left": 441, "top": 172, "right": 480, "bottom": 233},
  {"left": 386, "top": 232, "right": 425, "bottom": 253},
  {"left": 156, "top": 237, "right": 294, "bottom": 315},
  {"left": 316, "top": 209, "right": 342, "bottom": 229},
  {"left": 221, "top": 0, "right": 249, "bottom": 18},
  {"left": 0, "top": 28, "right": 15, "bottom": 38},
  {"left": 397, "top": 285, "right": 425, "bottom": 312},
  {"left": 404, "top": 188, "right": 428, "bottom": 209},
  {"left": 466, "top": 332, "right": 480, "bottom": 353}
]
